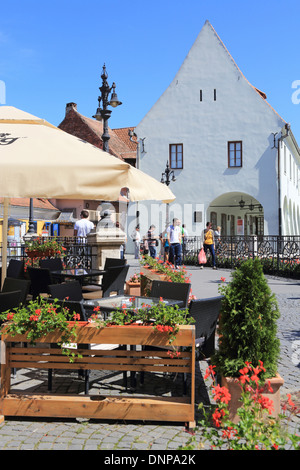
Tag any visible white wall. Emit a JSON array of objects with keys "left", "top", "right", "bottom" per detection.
[{"left": 135, "top": 21, "right": 287, "bottom": 236}]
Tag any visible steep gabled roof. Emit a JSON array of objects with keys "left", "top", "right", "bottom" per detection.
[{"left": 205, "top": 20, "right": 286, "bottom": 123}]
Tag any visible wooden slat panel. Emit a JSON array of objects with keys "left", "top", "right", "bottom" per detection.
[
  {"left": 1, "top": 394, "right": 194, "bottom": 423},
  {"left": 11, "top": 354, "right": 190, "bottom": 366},
  {"left": 10, "top": 347, "right": 191, "bottom": 357},
  {"left": 3, "top": 324, "right": 195, "bottom": 347},
  {"left": 10, "top": 361, "right": 191, "bottom": 373}
]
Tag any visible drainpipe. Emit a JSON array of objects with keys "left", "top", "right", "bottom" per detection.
[{"left": 277, "top": 123, "right": 290, "bottom": 237}]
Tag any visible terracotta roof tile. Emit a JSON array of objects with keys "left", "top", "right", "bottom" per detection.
[
  {"left": 0, "top": 198, "right": 59, "bottom": 210},
  {"left": 58, "top": 107, "right": 136, "bottom": 162}
]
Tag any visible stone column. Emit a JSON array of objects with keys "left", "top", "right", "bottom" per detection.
[{"left": 87, "top": 209, "right": 126, "bottom": 270}]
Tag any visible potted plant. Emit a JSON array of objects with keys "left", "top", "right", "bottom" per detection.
[
  {"left": 140, "top": 255, "right": 196, "bottom": 300},
  {"left": 25, "top": 236, "right": 66, "bottom": 259},
  {"left": 104, "top": 297, "right": 194, "bottom": 347},
  {"left": 125, "top": 273, "right": 141, "bottom": 296},
  {"left": 0, "top": 297, "right": 82, "bottom": 361},
  {"left": 212, "top": 258, "right": 283, "bottom": 422},
  {"left": 181, "top": 362, "right": 300, "bottom": 450}
]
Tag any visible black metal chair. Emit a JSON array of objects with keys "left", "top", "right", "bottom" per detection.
[
  {"left": 47, "top": 295, "right": 126, "bottom": 393},
  {"left": 39, "top": 258, "right": 64, "bottom": 271},
  {"left": 187, "top": 296, "right": 224, "bottom": 359},
  {"left": 46, "top": 299, "right": 89, "bottom": 392},
  {"left": 180, "top": 296, "right": 224, "bottom": 396},
  {"left": 39, "top": 258, "right": 64, "bottom": 284},
  {"left": 48, "top": 281, "right": 83, "bottom": 302},
  {"left": 1, "top": 277, "right": 31, "bottom": 305},
  {"left": 104, "top": 257, "right": 127, "bottom": 269},
  {"left": 82, "top": 265, "right": 129, "bottom": 299},
  {"left": 0, "top": 290, "right": 22, "bottom": 315},
  {"left": 7, "top": 259, "right": 25, "bottom": 279},
  {"left": 0, "top": 290, "right": 23, "bottom": 377},
  {"left": 82, "top": 258, "right": 127, "bottom": 291},
  {"left": 150, "top": 280, "right": 191, "bottom": 308},
  {"left": 27, "top": 267, "right": 53, "bottom": 299}
]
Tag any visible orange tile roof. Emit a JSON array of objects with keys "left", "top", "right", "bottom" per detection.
[
  {"left": 0, "top": 198, "right": 59, "bottom": 210},
  {"left": 59, "top": 107, "right": 136, "bottom": 162},
  {"left": 112, "top": 127, "right": 137, "bottom": 151}
]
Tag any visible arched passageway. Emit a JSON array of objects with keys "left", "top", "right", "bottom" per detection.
[{"left": 208, "top": 192, "right": 264, "bottom": 236}]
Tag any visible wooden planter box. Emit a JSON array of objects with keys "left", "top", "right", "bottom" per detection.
[
  {"left": 0, "top": 324, "right": 195, "bottom": 427},
  {"left": 140, "top": 266, "right": 169, "bottom": 296},
  {"left": 125, "top": 281, "right": 141, "bottom": 296}
]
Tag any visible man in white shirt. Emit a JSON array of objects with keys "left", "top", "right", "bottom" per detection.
[
  {"left": 74, "top": 210, "right": 94, "bottom": 240},
  {"left": 131, "top": 225, "right": 141, "bottom": 259},
  {"left": 167, "top": 218, "right": 182, "bottom": 267}
]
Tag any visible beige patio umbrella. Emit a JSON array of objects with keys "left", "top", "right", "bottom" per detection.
[
  {"left": 0, "top": 106, "right": 175, "bottom": 283},
  {"left": 0, "top": 106, "right": 174, "bottom": 202}
]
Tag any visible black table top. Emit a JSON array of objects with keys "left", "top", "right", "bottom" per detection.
[
  {"left": 83, "top": 295, "right": 183, "bottom": 311},
  {"left": 52, "top": 268, "right": 106, "bottom": 278}
]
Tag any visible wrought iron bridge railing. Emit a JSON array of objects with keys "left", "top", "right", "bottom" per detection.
[{"left": 182, "top": 235, "right": 300, "bottom": 278}]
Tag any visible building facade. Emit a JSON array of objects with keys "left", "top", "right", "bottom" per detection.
[{"left": 133, "top": 20, "right": 300, "bottom": 238}]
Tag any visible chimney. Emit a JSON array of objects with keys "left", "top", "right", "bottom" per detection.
[{"left": 65, "top": 102, "right": 77, "bottom": 115}]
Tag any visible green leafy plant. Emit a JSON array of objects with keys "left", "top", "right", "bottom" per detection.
[
  {"left": 181, "top": 362, "right": 300, "bottom": 450},
  {"left": 0, "top": 297, "right": 81, "bottom": 361},
  {"left": 213, "top": 258, "right": 280, "bottom": 379},
  {"left": 25, "top": 236, "right": 67, "bottom": 257},
  {"left": 141, "top": 254, "right": 191, "bottom": 283},
  {"left": 105, "top": 297, "right": 194, "bottom": 345}
]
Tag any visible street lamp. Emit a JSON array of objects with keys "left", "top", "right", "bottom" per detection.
[
  {"left": 93, "top": 64, "right": 122, "bottom": 152},
  {"left": 161, "top": 161, "right": 176, "bottom": 186},
  {"left": 161, "top": 161, "right": 176, "bottom": 228}
]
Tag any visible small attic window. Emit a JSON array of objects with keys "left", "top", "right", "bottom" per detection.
[
  {"left": 214, "top": 89, "right": 217, "bottom": 101},
  {"left": 200, "top": 90, "right": 203, "bottom": 102}
]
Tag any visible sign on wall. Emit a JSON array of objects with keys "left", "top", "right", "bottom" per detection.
[{"left": 237, "top": 218, "right": 244, "bottom": 235}]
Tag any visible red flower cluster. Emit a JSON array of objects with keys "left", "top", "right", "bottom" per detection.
[
  {"left": 212, "top": 384, "right": 231, "bottom": 404},
  {"left": 212, "top": 408, "right": 226, "bottom": 428},
  {"left": 155, "top": 324, "right": 174, "bottom": 333},
  {"left": 167, "top": 350, "right": 181, "bottom": 358},
  {"left": 29, "top": 308, "right": 42, "bottom": 322}
]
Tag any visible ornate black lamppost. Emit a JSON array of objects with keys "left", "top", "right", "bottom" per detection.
[
  {"left": 161, "top": 161, "right": 176, "bottom": 187},
  {"left": 93, "top": 64, "right": 122, "bottom": 152},
  {"left": 161, "top": 161, "right": 176, "bottom": 227}
]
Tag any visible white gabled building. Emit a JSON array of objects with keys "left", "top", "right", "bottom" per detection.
[{"left": 132, "top": 20, "right": 300, "bottom": 239}]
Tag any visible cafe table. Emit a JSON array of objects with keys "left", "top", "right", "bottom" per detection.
[
  {"left": 83, "top": 295, "right": 185, "bottom": 389},
  {"left": 83, "top": 294, "right": 184, "bottom": 319},
  {"left": 51, "top": 268, "right": 106, "bottom": 286}
]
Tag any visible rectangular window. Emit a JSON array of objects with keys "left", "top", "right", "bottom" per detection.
[
  {"left": 228, "top": 141, "right": 242, "bottom": 167},
  {"left": 169, "top": 143, "right": 183, "bottom": 169}
]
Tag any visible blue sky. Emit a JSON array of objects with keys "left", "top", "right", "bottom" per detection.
[{"left": 1, "top": 0, "right": 300, "bottom": 141}]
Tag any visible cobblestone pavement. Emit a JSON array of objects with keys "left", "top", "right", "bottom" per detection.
[{"left": 0, "top": 262, "right": 299, "bottom": 451}]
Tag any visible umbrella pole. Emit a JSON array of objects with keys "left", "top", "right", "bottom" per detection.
[{"left": 1, "top": 197, "right": 9, "bottom": 288}]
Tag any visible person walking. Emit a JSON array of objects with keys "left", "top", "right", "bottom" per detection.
[
  {"left": 167, "top": 218, "right": 182, "bottom": 268},
  {"left": 74, "top": 210, "right": 94, "bottom": 240},
  {"left": 131, "top": 225, "right": 141, "bottom": 259},
  {"left": 147, "top": 225, "right": 157, "bottom": 258},
  {"left": 201, "top": 221, "right": 216, "bottom": 269}
]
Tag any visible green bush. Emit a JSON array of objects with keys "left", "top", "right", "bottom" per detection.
[{"left": 212, "top": 258, "right": 280, "bottom": 379}]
